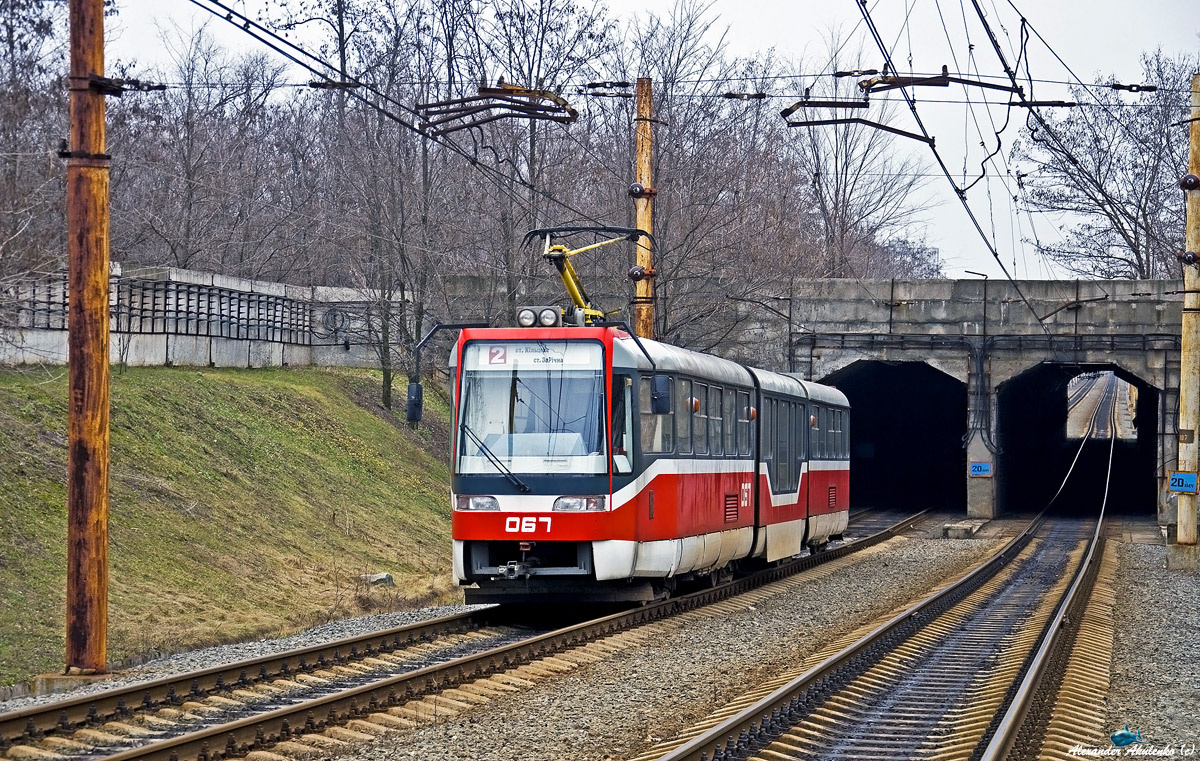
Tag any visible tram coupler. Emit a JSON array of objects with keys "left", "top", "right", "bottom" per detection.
[{"left": 500, "top": 561, "right": 533, "bottom": 579}]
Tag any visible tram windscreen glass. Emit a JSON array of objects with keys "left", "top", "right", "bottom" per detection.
[{"left": 457, "top": 341, "right": 607, "bottom": 474}]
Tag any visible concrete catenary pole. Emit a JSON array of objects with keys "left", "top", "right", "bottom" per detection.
[
  {"left": 65, "top": 0, "right": 111, "bottom": 672},
  {"left": 1179, "top": 72, "right": 1200, "bottom": 548},
  {"left": 633, "top": 77, "right": 656, "bottom": 339}
]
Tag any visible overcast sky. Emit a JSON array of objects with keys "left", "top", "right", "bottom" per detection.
[{"left": 106, "top": 0, "right": 1199, "bottom": 280}]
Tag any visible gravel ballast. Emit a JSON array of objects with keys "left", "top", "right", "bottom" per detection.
[
  {"left": 336, "top": 533, "right": 1002, "bottom": 761},
  {"left": 1105, "top": 541, "right": 1200, "bottom": 748},
  {"left": 0, "top": 605, "right": 487, "bottom": 713}
]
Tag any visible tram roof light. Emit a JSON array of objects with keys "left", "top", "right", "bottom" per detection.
[
  {"left": 516, "top": 308, "right": 537, "bottom": 327},
  {"left": 538, "top": 307, "right": 561, "bottom": 327}
]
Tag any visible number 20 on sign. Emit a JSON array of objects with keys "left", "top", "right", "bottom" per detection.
[{"left": 1169, "top": 471, "right": 1198, "bottom": 494}]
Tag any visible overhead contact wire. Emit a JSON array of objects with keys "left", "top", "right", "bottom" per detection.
[
  {"left": 854, "top": 0, "right": 1054, "bottom": 342},
  {"left": 188, "top": 0, "right": 607, "bottom": 227}
]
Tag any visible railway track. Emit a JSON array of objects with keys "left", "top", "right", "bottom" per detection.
[
  {"left": 1064, "top": 373, "right": 1098, "bottom": 412},
  {"left": 634, "top": 374, "right": 1120, "bottom": 761},
  {"left": 0, "top": 509, "right": 929, "bottom": 761}
]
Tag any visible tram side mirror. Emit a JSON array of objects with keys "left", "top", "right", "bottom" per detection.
[
  {"left": 405, "top": 382, "right": 424, "bottom": 423},
  {"left": 650, "top": 374, "right": 672, "bottom": 415}
]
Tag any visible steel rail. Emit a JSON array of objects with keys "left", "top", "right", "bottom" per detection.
[
  {"left": 2, "top": 510, "right": 930, "bottom": 760},
  {"left": 978, "top": 377, "right": 1118, "bottom": 760},
  {"left": 653, "top": 384, "right": 1118, "bottom": 761},
  {"left": 654, "top": 510, "right": 1049, "bottom": 761},
  {"left": 1045, "top": 373, "right": 1114, "bottom": 511},
  {"left": 0, "top": 611, "right": 483, "bottom": 745},
  {"left": 1065, "top": 374, "right": 1099, "bottom": 411}
]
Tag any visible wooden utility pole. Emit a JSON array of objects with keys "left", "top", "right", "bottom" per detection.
[
  {"left": 1179, "top": 72, "right": 1200, "bottom": 548},
  {"left": 65, "top": 0, "right": 111, "bottom": 673},
  {"left": 632, "top": 77, "right": 655, "bottom": 339}
]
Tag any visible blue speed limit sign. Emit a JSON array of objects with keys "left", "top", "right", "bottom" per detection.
[{"left": 1168, "top": 471, "right": 1198, "bottom": 494}]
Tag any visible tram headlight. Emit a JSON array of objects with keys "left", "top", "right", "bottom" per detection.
[
  {"left": 516, "top": 308, "right": 537, "bottom": 327},
  {"left": 456, "top": 495, "right": 500, "bottom": 511},
  {"left": 552, "top": 496, "right": 607, "bottom": 512},
  {"left": 516, "top": 306, "right": 561, "bottom": 327}
]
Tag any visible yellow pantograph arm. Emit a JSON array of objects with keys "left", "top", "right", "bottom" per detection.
[{"left": 544, "top": 236, "right": 629, "bottom": 322}]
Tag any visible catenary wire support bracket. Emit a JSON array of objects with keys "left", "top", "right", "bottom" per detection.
[
  {"left": 307, "top": 80, "right": 359, "bottom": 90},
  {"left": 66, "top": 74, "right": 168, "bottom": 97},
  {"left": 784, "top": 116, "right": 935, "bottom": 145},
  {"left": 780, "top": 86, "right": 870, "bottom": 117},
  {"left": 856, "top": 65, "right": 1023, "bottom": 97},
  {"left": 1110, "top": 82, "right": 1157, "bottom": 92},
  {"left": 417, "top": 82, "right": 578, "bottom": 136},
  {"left": 780, "top": 85, "right": 931, "bottom": 143},
  {"left": 579, "top": 81, "right": 633, "bottom": 98},
  {"left": 1010, "top": 100, "right": 1077, "bottom": 108}
]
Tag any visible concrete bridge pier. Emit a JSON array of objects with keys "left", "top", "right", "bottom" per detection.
[
  {"left": 965, "top": 434, "right": 996, "bottom": 519},
  {"left": 965, "top": 348, "right": 997, "bottom": 519}
]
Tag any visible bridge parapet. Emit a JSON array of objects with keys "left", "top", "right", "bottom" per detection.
[{"left": 778, "top": 278, "right": 1182, "bottom": 340}]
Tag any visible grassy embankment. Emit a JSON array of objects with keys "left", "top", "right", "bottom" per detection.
[{"left": 0, "top": 366, "right": 454, "bottom": 687}]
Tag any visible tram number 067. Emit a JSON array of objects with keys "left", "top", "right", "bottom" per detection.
[{"left": 505, "top": 516, "right": 552, "bottom": 533}]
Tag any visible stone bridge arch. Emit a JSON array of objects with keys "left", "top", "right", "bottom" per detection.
[{"left": 726, "top": 278, "right": 1182, "bottom": 524}]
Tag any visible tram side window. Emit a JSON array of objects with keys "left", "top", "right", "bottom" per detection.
[
  {"left": 811, "top": 406, "right": 822, "bottom": 459},
  {"left": 820, "top": 407, "right": 830, "bottom": 459},
  {"left": 830, "top": 408, "right": 840, "bottom": 456},
  {"left": 761, "top": 397, "right": 775, "bottom": 463},
  {"left": 776, "top": 401, "right": 791, "bottom": 489},
  {"left": 831, "top": 408, "right": 839, "bottom": 458},
  {"left": 724, "top": 389, "right": 737, "bottom": 456},
  {"left": 611, "top": 375, "right": 633, "bottom": 474},
  {"left": 795, "top": 405, "right": 807, "bottom": 466},
  {"left": 639, "top": 376, "right": 674, "bottom": 454},
  {"left": 676, "top": 378, "right": 693, "bottom": 454},
  {"left": 694, "top": 383, "right": 709, "bottom": 455},
  {"left": 737, "top": 391, "right": 752, "bottom": 456},
  {"left": 842, "top": 410, "right": 850, "bottom": 458},
  {"left": 832, "top": 409, "right": 843, "bottom": 458},
  {"left": 709, "top": 386, "right": 724, "bottom": 456}
]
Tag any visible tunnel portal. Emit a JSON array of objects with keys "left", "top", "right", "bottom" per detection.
[
  {"left": 821, "top": 360, "right": 967, "bottom": 512},
  {"left": 996, "top": 363, "right": 1158, "bottom": 517}
]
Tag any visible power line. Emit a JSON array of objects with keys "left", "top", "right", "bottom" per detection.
[
  {"left": 144, "top": 79, "right": 1174, "bottom": 108},
  {"left": 855, "top": 0, "right": 1054, "bottom": 340},
  {"left": 1004, "top": 0, "right": 1186, "bottom": 169},
  {"left": 150, "top": 76, "right": 1191, "bottom": 94},
  {"left": 187, "top": 0, "right": 608, "bottom": 228},
  {"left": 967, "top": 0, "right": 1164, "bottom": 284},
  {"left": 570, "top": 70, "right": 1192, "bottom": 93},
  {"left": 926, "top": 0, "right": 1068, "bottom": 289}
]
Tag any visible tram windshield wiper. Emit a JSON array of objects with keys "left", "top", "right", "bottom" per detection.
[{"left": 460, "top": 423, "right": 531, "bottom": 493}]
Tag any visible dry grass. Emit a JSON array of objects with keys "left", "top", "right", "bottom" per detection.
[{"left": 0, "top": 366, "right": 456, "bottom": 685}]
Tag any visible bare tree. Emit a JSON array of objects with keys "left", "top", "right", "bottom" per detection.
[
  {"left": 3, "top": 0, "right": 946, "bottom": 368},
  {"left": 1012, "top": 50, "right": 1195, "bottom": 279},
  {"left": 114, "top": 26, "right": 289, "bottom": 274},
  {"left": 0, "top": 0, "right": 69, "bottom": 347},
  {"left": 786, "top": 38, "right": 931, "bottom": 280}
]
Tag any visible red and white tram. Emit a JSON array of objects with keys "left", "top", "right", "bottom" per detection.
[{"left": 447, "top": 319, "right": 849, "bottom": 604}]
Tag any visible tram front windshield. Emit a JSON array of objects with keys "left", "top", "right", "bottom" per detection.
[{"left": 457, "top": 341, "right": 607, "bottom": 475}]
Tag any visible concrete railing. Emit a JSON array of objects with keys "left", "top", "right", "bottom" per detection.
[{"left": 0, "top": 264, "right": 408, "bottom": 369}]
